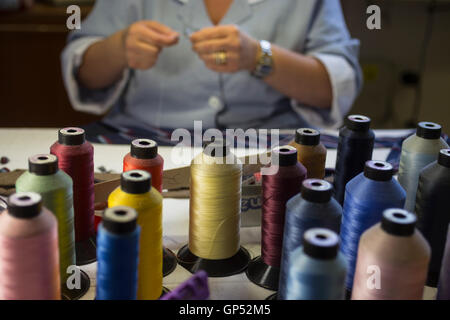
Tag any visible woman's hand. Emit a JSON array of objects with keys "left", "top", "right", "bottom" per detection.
[
  {"left": 190, "top": 25, "right": 258, "bottom": 73},
  {"left": 123, "top": 21, "right": 179, "bottom": 70}
]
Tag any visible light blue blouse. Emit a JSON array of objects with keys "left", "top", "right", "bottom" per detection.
[{"left": 62, "top": 0, "right": 361, "bottom": 130}]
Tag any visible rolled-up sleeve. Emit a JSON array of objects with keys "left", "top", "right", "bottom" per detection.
[
  {"left": 292, "top": 0, "right": 362, "bottom": 129},
  {"left": 61, "top": 0, "right": 140, "bottom": 115}
]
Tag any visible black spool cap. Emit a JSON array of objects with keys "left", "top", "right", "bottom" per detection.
[
  {"left": 438, "top": 149, "right": 450, "bottom": 168},
  {"left": 381, "top": 209, "right": 416, "bottom": 237},
  {"left": 58, "top": 127, "right": 86, "bottom": 146},
  {"left": 8, "top": 192, "right": 42, "bottom": 219},
  {"left": 301, "top": 179, "right": 333, "bottom": 203},
  {"left": 295, "top": 128, "right": 321, "bottom": 146},
  {"left": 130, "top": 139, "right": 158, "bottom": 159},
  {"left": 203, "top": 140, "right": 229, "bottom": 158},
  {"left": 416, "top": 122, "right": 442, "bottom": 140},
  {"left": 102, "top": 206, "right": 138, "bottom": 234},
  {"left": 121, "top": 170, "right": 151, "bottom": 194},
  {"left": 364, "top": 160, "right": 394, "bottom": 181},
  {"left": 303, "top": 228, "right": 339, "bottom": 260},
  {"left": 28, "top": 154, "right": 58, "bottom": 176},
  {"left": 345, "top": 115, "right": 371, "bottom": 132},
  {"left": 272, "top": 146, "right": 297, "bottom": 167}
]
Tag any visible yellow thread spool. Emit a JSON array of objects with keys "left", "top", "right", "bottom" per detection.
[
  {"left": 108, "top": 170, "right": 162, "bottom": 300},
  {"left": 189, "top": 142, "right": 242, "bottom": 260},
  {"left": 290, "top": 128, "right": 327, "bottom": 179}
]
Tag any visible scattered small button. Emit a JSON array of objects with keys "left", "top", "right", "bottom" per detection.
[{"left": 0, "top": 157, "right": 9, "bottom": 165}]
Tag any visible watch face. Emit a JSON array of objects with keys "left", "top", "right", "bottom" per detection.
[{"left": 260, "top": 40, "right": 271, "bottom": 52}]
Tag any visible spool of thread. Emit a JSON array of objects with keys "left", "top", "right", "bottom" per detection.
[
  {"left": 189, "top": 141, "right": 242, "bottom": 259},
  {"left": 289, "top": 128, "right": 327, "bottom": 179},
  {"left": 96, "top": 206, "right": 140, "bottom": 300},
  {"left": 398, "top": 122, "right": 449, "bottom": 212},
  {"left": 340, "top": 160, "right": 406, "bottom": 293},
  {"left": 415, "top": 148, "right": 450, "bottom": 287},
  {"left": 284, "top": 228, "right": 347, "bottom": 300},
  {"left": 177, "top": 140, "right": 250, "bottom": 277},
  {"left": 246, "top": 146, "right": 306, "bottom": 290},
  {"left": 0, "top": 192, "right": 60, "bottom": 300},
  {"left": 108, "top": 170, "right": 163, "bottom": 300},
  {"left": 50, "top": 127, "right": 96, "bottom": 265},
  {"left": 278, "top": 179, "right": 342, "bottom": 299},
  {"left": 123, "top": 139, "right": 164, "bottom": 192},
  {"left": 437, "top": 224, "right": 450, "bottom": 300},
  {"left": 334, "top": 115, "right": 375, "bottom": 205},
  {"left": 352, "top": 209, "right": 430, "bottom": 300},
  {"left": 15, "top": 154, "right": 77, "bottom": 295},
  {"left": 123, "top": 138, "right": 176, "bottom": 277}
]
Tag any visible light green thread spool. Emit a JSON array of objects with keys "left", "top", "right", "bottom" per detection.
[
  {"left": 398, "top": 122, "right": 448, "bottom": 212},
  {"left": 16, "top": 154, "right": 76, "bottom": 286}
]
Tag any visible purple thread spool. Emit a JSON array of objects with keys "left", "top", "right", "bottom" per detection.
[{"left": 160, "top": 271, "right": 209, "bottom": 300}]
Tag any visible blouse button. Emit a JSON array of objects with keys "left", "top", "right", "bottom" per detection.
[{"left": 208, "top": 96, "right": 224, "bottom": 111}]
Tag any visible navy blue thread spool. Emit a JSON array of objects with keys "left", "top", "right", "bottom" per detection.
[
  {"left": 285, "top": 228, "right": 347, "bottom": 300},
  {"left": 96, "top": 206, "right": 140, "bottom": 300},
  {"left": 334, "top": 115, "right": 375, "bottom": 205},
  {"left": 416, "top": 149, "right": 450, "bottom": 287},
  {"left": 278, "top": 179, "right": 342, "bottom": 300},
  {"left": 340, "top": 160, "right": 406, "bottom": 295}
]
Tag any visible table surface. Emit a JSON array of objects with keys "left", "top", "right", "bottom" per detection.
[{"left": 0, "top": 128, "right": 436, "bottom": 300}]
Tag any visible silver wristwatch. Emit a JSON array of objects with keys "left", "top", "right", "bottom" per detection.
[{"left": 252, "top": 40, "right": 273, "bottom": 79}]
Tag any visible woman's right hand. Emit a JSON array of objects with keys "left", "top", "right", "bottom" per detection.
[{"left": 122, "top": 21, "right": 179, "bottom": 70}]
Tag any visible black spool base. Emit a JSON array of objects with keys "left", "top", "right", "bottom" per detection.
[
  {"left": 160, "top": 286, "right": 170, "bottom": 299},
  {"left": 62, "top": 269, "right": 90, "bottom": 300},
  {"left": 163, "top": 247, "right": 177, "bottom": 277},
  {"left": 245, "top": 256, "right": 280, "bottom": 291},
  {"left": 75, "top": 235, "right": 97, "bottom": 265},
  {"left": 426, "top": 272, "right": 438, "bottom": 288},
  {"left": 266, "top": 293, "right": 277, "bottom": 300},
  {"left": 176, "top": 244, "right": 250, "bottom": 277}
]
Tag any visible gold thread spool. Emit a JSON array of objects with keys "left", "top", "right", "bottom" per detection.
[
  {"left": 290, "top": 128, "right": 327, "bottom": 179},
  {"left": 189, "top": 142, "right": 242, "bottom": 260},
  {"left": 108, "top": 170, "right": 163, "bottom": 300}
]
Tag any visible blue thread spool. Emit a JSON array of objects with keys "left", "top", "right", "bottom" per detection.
[
  {"left": 416, "top": 149, "right": 450, "bottom": 287},
  {"left": 340, "top": 160, "right": 406, "bottom": 294},
  {"left": 285, "top": 228, "right": 347, "bottom": 300},
  {"left": 278, "top": 179, "right": 342, "bottom": 300},
  {"left": 334, "top": 115, "right": 375, "bottom": 205},
  {"left": 96, "top": 206, "right": 140, "bottom": 300}
]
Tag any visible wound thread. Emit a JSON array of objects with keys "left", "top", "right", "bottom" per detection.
[
  {"left": 50, "top": 127, "right": 95, "bottom": 242},
  {"left": 0, "top": 192, "right": 60, "bottom": 300}
]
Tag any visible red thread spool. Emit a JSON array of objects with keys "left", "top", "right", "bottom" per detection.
[
  {"left": 50, "top": 128, "right": 95, "bottom": 242},
  {"left": 123, "top": 139, "right": 164, "bottom": 192},
  {"left": 261, "top": 146, "right": 307, "bottom": 267}
]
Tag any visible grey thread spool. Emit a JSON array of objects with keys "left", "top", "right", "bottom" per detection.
[{"left": 398, "top": 122, "right": 449, "bottom": 212}]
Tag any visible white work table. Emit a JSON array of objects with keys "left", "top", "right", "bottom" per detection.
[{"left": 0, "top": 128, "right": 436, "bottom": 300}]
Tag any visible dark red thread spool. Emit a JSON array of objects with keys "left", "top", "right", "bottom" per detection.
[
  {"left": 50, "top": 128, "right": 95, "bottom": 265},
  {"left": 123, "top": 139, "right": 164, "bottom": 193},
  {"left": 246, "top": 146, "right": 307, "bottom": 291}
]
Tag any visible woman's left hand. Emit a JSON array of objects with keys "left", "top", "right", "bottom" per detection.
[{"left": 190, "top": 25, "right": 258, "bottom": 73}]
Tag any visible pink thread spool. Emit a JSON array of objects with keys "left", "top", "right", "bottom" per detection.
[
  {"left": 352, "top": 209, "right": 430, "bottom": 300},
  {"left": 0, "top": 192, "right": 60, "bottom": 300}
]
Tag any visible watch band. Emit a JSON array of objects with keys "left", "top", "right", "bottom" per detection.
[{"left": 252, "top": 40, "right": 273, "bottom": 79}]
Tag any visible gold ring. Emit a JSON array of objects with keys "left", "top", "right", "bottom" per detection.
[{"left": 215, "top": 51, "right": 227, "bottom": 65}]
